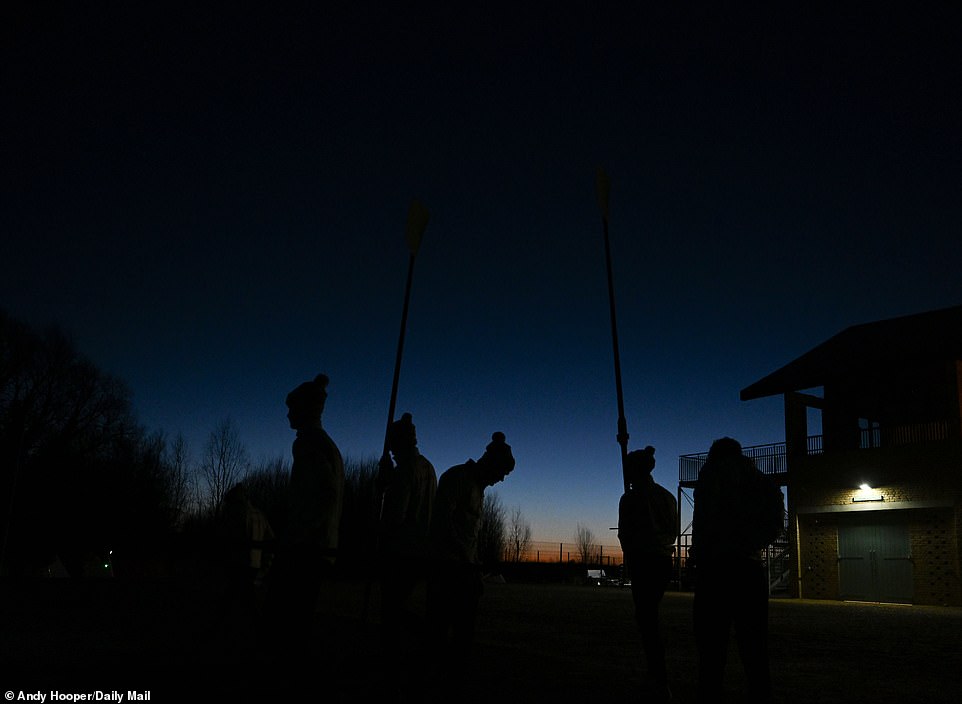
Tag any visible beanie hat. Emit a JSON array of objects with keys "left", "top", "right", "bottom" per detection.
[
  {"left": 387, "top": 412, "right": 416, "bottom": 452},
  {"left": 627, "top": 445, "right": 656, "bottom": 474},
  {"left": 483, "top": 431, "right": 515, "bottom": 472},
  {"left": 286, "top": 373, "right": 329, "bottom": 410}
]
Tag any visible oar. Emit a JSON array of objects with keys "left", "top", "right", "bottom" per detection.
[{"left": 596, "top": 168, "right": 630, "bottom": 493}]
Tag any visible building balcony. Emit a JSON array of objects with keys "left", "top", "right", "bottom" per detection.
[
  {"left": 677, "top": 420, "right": 956, "bottom": 487},
  {"left": 678, "top": 441, "right": 794, "bottom": 487}
]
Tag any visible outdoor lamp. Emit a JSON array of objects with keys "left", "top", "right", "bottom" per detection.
[{"left": 853, "top": 483, "right": 884, "bottom": 502}]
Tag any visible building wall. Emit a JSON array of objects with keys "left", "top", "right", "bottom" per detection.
[
  {"left": 911, "top": 507, "right": 960, "bottom": 605},
  {"left": 794, "top": 477, "right": 961, "bottom": 606},
  {"left": 796, "top": 514, "right": 839, "bottom": 600}
]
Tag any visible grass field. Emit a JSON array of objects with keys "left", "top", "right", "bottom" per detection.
[{"left": 2, "top": 576, "right": 961, "bottom": 702}]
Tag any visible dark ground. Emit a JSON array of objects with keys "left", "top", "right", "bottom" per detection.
[{"left": 2, "top": 575, "right": 961, "bottom": 703}]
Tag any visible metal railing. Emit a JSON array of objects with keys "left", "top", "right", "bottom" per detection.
[
  {"left": 679, "top": 440, "right": 791, "bottom": 484},
  {"left": 678, "top": 420, "right": 953, "bottom": 483},
  {"left": 862, "top": 420, "right": 950, "bottom": 448}
]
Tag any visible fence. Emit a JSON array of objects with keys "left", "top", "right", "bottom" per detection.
[{"left": 508, "top": 540, "right": 625, "bottom": 567}]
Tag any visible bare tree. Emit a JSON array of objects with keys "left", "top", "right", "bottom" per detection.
[
  {"left": 129, "top": 430, "right": 194, "bottom": 534},
  {"left": 199, "top": 417, "right": 249, "bottom": 513},
  {"left": 507, "top": 506, "right": 532, "bottom": 562},
  {"left": 163, "top": 432, "right": 193, "bottom": 528},
  {"left": 478, "top": 491, "right": 507, "bottom": 568},
  {"left": 575, "top": 522, "right": 595, "bottom": 564}
]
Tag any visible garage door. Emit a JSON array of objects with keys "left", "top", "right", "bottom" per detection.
[{"left": 837, "top": 519, "right": 913, "bottom": 604}]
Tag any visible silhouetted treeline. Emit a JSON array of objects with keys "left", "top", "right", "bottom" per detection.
[
  {"left": 1, "top": 309, "right": 514, "bottom": 579},
  {"left": 0, "top": 309, "right": 185, "bottom": 576}
]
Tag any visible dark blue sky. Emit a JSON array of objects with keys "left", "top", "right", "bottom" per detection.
[{"left": 4, "top": 3, "right": 960, "bottom": 544}]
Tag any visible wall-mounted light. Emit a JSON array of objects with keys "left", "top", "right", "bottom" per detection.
[{"left": 853, "top": 483, "right": 884, "bottom": 502}]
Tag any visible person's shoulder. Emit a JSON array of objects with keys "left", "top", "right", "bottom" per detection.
[
  {"left": 656, "top": 482, "right": 676, "bottom": 500},
  {"left": 296, "top": 426, "right": 329, "bottom": 442},
  {"left": 756, "top": 468, "right": 782, "bottom": 497},
  {"left": 295, "top": 428, "right": 343, "bottom": 463},
  {"left": 694, "top": 462, "right": 716, "bottom": 488},
  {"left": 696, "top": 459, "right": 719, "bottom": 480},
  {"left": 439, "top": 461, "right": 468, "bottom": 481},
  {"left": 319, "top": 427, "right": 340, "bottom": 444},
  {"left": 747, "top": 461, "right": 775, "bottom": 485}
]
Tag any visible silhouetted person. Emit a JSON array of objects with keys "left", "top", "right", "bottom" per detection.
[
  {"left": 262, "top": 373, "right": 345, "bottom": 679},
  {"left": 377, "top": 412, "right": 437, "bottom": 697},
  {"left": 617, "top": 445, "right": 678, "bottom": 702},
  {"left": 427, "top": 431, "right": 515, "bottom": 692},
  {"left": 216, "top": 482, "right": 275, "bottom": 640},
  {"left": 691, "top": 437, "right": 784, "bottom": 704}
]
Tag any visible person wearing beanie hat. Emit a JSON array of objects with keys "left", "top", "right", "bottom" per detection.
[
  {"left": 262, "top": 373, "right": 345, "bottom": 679},
  {"left": 426, "top": 431, "right": 515, "bottom": 687},
  {"left": 480, "top": 431, "right": 516, "bottom": 479},
  {"left": 285, "top": 373, "right": 329, "bottom": 419},
  {"left": 617, "top": 445, "right": 678, "bottom": 702},
  {"left": 211, "top": 483, "right": 275, "bottom": 652},
  {"left": 378, "top": 411, "right": 437, "bottom": 691}
]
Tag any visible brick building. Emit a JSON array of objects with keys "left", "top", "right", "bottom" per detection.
[{"left": 679, "top": 305, "right": 962, "bottom": 606}]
